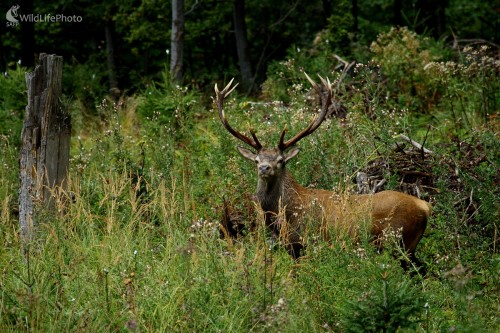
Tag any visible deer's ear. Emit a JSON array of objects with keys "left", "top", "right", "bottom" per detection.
[
  {"left": 284, "top": 147, "right": 300, "bottom": 162},
  {"left": 237, "top": 146, "right": 257, "bottom": 161}
]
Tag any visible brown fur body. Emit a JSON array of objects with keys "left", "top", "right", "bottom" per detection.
[{"left": 254, "top": 162, "right": 431, "bottom": 262}]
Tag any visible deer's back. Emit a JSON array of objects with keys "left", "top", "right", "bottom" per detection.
[{"left": 285, "top": 188, "right": 430, "bottom": 252}]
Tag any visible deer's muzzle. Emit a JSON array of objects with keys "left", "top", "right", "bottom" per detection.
[{"left": 258, "top": 164, "right": 272, "bottom": 177}]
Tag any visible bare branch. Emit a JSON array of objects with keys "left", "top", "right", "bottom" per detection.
[
  {"left": 396, "top": 134, "right": 433, "bottom": 154},
  {"left": 269, "top": 0, "right": 300, "bottom": 29},
  {"left": 185, "top": 0, "right": 199, "bottom": 16}
]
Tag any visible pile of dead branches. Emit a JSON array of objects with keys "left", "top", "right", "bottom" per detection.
[{"left": 356, "top": 134, "right": 436, "bottom": 200}]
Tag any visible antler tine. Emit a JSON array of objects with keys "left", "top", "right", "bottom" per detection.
[
  {"left": 312, "top": 74, "right": 332, "bottom": 122},
  {"left": 278, "top": 73, "right": 333, "bottom": 150},
  {"left": 278, "top": 125, "right": 287, "bottom": 144},
  {"left": 250, "top": 129, "right": 263, "bottom": 149},
  {"left": 304, "top": 72, "right": 319, "bottom": 92},
  {"left": 215, "top": 77, "right": 238, "bottom": 97},
  {"left": 215, "top": 79, "right": 262, "bottom": 151}
]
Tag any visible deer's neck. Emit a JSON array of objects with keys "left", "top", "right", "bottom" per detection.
[{"left": 255, "top": 170, "right": 300, "bottom": 214}]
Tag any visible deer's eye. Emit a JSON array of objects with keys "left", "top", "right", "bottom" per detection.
[{"left": 276, "top": 157, "right": 284, "bottom": 164}]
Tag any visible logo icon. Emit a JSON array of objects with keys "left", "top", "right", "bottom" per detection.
[{"left": 6, "top": 4, "right": 20, "bottom": 26}]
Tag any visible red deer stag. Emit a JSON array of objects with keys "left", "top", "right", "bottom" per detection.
[{"left": 215, "top": 75, "right": 431, "bottom": 269}]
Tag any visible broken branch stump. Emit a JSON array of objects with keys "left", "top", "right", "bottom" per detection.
[{"left": 19, "top": 53, "right": 70, "bottom": 248}]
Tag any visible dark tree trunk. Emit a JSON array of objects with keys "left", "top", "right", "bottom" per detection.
[
  {"left": 20, "top": 0, "right": 35, "bottom": 68},
  {"left": 105, "top": 20, "right": 119, "bottom": 96},
  {"left": 233, "top": 0, "right": 253, "bottom": 91},
  {"left": 171, "top": 0, "right": 184, "bottom": 83},
  {"left": 19, "top": 54, "right": 70, "bottom": 251}
]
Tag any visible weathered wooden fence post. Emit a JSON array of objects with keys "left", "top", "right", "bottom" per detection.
[{"left": 19, "top": 53, "right": 70, "bottom": 249}]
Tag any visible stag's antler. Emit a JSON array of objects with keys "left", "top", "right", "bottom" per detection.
[
  {"left": 215, "top": 78, "right": 262, "bottom": 150},
  {"left": 278, "top": 73, "right": 333, "bottom": 151}
]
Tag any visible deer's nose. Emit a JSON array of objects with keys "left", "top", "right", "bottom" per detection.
[{"left": 259, "top": 164, "right": 271, "bottom": 174}]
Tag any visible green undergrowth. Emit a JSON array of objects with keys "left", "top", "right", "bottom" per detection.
[{"left": 1, "top": 29, "right": 499, "bottom": 332}]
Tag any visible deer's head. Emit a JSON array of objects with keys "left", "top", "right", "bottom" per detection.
[
  {"left": 215, "top": 74, "right": 333, "bottom": 182},
  {"left": 236, "top": 146, "right": 299, "bottom": 180}
]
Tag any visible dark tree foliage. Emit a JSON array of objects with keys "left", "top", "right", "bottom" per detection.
[{"left": 1, "top": 0, "right": 497, "bottom": 92}]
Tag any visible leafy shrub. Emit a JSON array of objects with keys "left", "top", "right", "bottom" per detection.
[
  {"left": 0, "top": 64, "right": 26, "bottom": 146},
  {"left": 138, "top": 68, "right": 201, "bottom": 138},
  {"left": 340, "top": 264, "right": 423, "bottom": 332},
  {"left": 423, "top": 45, "right": 500, "bottom": 132},
  {"left": 323, "top": 0, "right": 355, "bottom": 55},
  {"left": 370, "top": 27, "right": 448, "bottom": 113},
  {"left": 62, "top": 58, "right": 108, "bottom": 116},
  {"left": 298, "top": 237, "right": 426, "bottom": 332}
]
